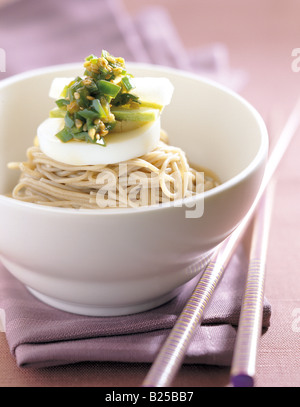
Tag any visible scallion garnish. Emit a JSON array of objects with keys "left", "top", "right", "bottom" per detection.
[
  {"left": 96, "top": 80, "right": 121, "bottom": 98},
  {"left": 55, "top": 128, "right": 74, "bottom": 143},
  {"left": 51, "top": 50, "right": 154, "bottom": 146},
  {"left": 121, "top": 75, "right": 134, "bottom": 92}
]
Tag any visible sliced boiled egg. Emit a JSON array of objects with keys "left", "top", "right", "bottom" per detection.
[
  {"left": 129, "top": 77, "right": 174, "bottom": 108},
  {"left": 49, "top": 76, "right": 174, "bottom": 107},
  {"left": 49, "top": 77, "right": 72, "bottom": 99},
  {"left": 44, "top": 75, "right": 174, "bottom": 165},
  {"left": 37, "top": 116, "right": 161, "bottom": 165}
]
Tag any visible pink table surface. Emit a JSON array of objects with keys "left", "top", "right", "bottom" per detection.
[{"left": 0, "top": 0, "right": 300, "bottom": 387}]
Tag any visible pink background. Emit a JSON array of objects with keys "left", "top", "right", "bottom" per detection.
[{"left": 0, "top": 0, "right": 300, "bottom": 387}]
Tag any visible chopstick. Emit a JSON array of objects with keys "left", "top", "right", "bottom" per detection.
[
  {"left": 230, "top": 181, "right": 275, "bottom": 387},
  {"left": 142, "top": 98, "right": 300, "bottom": 387}
]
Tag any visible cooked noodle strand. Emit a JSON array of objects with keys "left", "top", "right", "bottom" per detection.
[{"left": 9, "top": 138, "right": 219, "bottom": 209}]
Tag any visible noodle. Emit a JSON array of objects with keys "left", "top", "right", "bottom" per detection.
[{"left": 8, "top": 133, "right": 219, "bottom": 209}]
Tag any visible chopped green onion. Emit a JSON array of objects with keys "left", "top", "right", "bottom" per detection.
[
  {"left": 85, "top": 54, "right": 97, "bottom": 62},
  {"left": 105, "top": 122, "right": 116, "bottom": 132},
  {"left": 85, "top": 81, "right": 99, "bottom": 95},
  {"left": 111, "top": 92, "right": 140, "bottom": 107},
  {"left": 92, "top": 98, "right": 107, "bottom": 119},
  {"left": 52, "top": 50, "right": 159, "bottom": 146},
  {"left": 55, "top": 98, "right": 69, "bottom": 108},
  {"left": 73, "top": 132, "right": 94, "bottom": 143},
  {"left": 100, "top": 97, "right": 112, "bottom": 119},
  {"left": 96, "top": 137, "right": 106, "bottom": 146},
  {"left": 121, "top": 75, "right": 134, "bottom": 92},
  {"left": 77, "top": 109, "right": 99, "bottom": 121},
  {"left": 111, "top": 107, "right": 158, "bottom": 122},
  {"left": 72, "top": 131, "right": 88, "bottom": 141},
  {"left": 64, "top": 112, "right": 74, "bottom": 128},
  {"left": 49, "top": 108, "right": 67, "bottom": 118},
  {"left": 97, "top": 80, "right": 121, "bottom": 98},
  {"left": 101, "top": 50, "right": 109, "bottom": 59},
  {"left": 55, "top": 128, "right": 73, "bottom": 142},
  {"left": 60, "top": 85, "right": 68, "bottom": 98}
]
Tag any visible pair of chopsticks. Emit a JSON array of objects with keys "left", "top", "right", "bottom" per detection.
[{"left": 142, "top": 98, "right": 300, "bottom": 388}]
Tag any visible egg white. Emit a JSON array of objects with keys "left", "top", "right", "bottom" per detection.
[
  {"left": 49, "top": 76, "right": 174, "bottom": 106},
  {"left": 37, "top": 117, "right": 161, "bottom": 165},
  {"left": 130, "top": 77, "right": 174, "bottom": 106},
  {"left": 45, "top": 76, "right": 173, "bottom": 165}
]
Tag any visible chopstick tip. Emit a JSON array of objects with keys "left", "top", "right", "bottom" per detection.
[{"left": 231, "top": 374, "right": 254, "bottom": 388}]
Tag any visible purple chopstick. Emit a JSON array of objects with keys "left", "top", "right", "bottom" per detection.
[
  {"left": 230, "top": 182, "right": 275, "bottom": 387},
  {"left": 142, "top": 98, "right": 300, "bottom": 387}
]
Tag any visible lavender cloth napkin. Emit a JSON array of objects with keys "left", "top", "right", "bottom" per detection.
[
  {"left": 0, "top": 0, "right": 270, "bottom": 369},
  {"left": 0, "top": 245, "right": 271, "bottom": 369},
  {"left": 0, "top": 0, "right": 247, "bottom": 89}
]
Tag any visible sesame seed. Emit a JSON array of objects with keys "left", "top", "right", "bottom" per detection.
[
  {"left": 88, "top": 128, "right": 96, "bottom": 139},
  {"left": 82, "top": 79, "right": 92, "bottom": 86},
  {"left": 74, "top": 92, "right": 80, "bottom": 100},
  {"left": 75, "top": 119, "right": 83, "bottom": 129}
]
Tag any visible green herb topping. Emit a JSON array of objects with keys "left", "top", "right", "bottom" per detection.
[{"left": 50, "top": 50, "right": 154, "bottom": 146}]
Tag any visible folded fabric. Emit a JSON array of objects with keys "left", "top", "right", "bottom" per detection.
[
  {"left": 0, "top": 244, "right": 271, "bottom": 368},
  {"left": 0, "top": 0, "right": 270, "bottom": 369},
  {"left": 133, "top": 5, "right": 248, "bottom": 90},
  {"left": 0, "top": 0, "right": 246, "bottom": 90}
]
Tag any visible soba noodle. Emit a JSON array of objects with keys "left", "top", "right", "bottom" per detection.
[{"left": 8, "top": 132, "right": 219, "bottom": 209}]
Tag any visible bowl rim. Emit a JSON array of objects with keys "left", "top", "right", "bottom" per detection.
[{"left": 0, "top": 62, "right": 269, "bottom": 215}]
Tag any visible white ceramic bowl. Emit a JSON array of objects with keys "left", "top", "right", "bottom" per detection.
[{"left": 0, "top": 63, "right": 268, "bottom": 316}]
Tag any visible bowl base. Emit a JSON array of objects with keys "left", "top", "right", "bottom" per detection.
[{"left": 26, "top": 286, "right": 181, "bottom": 317}]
